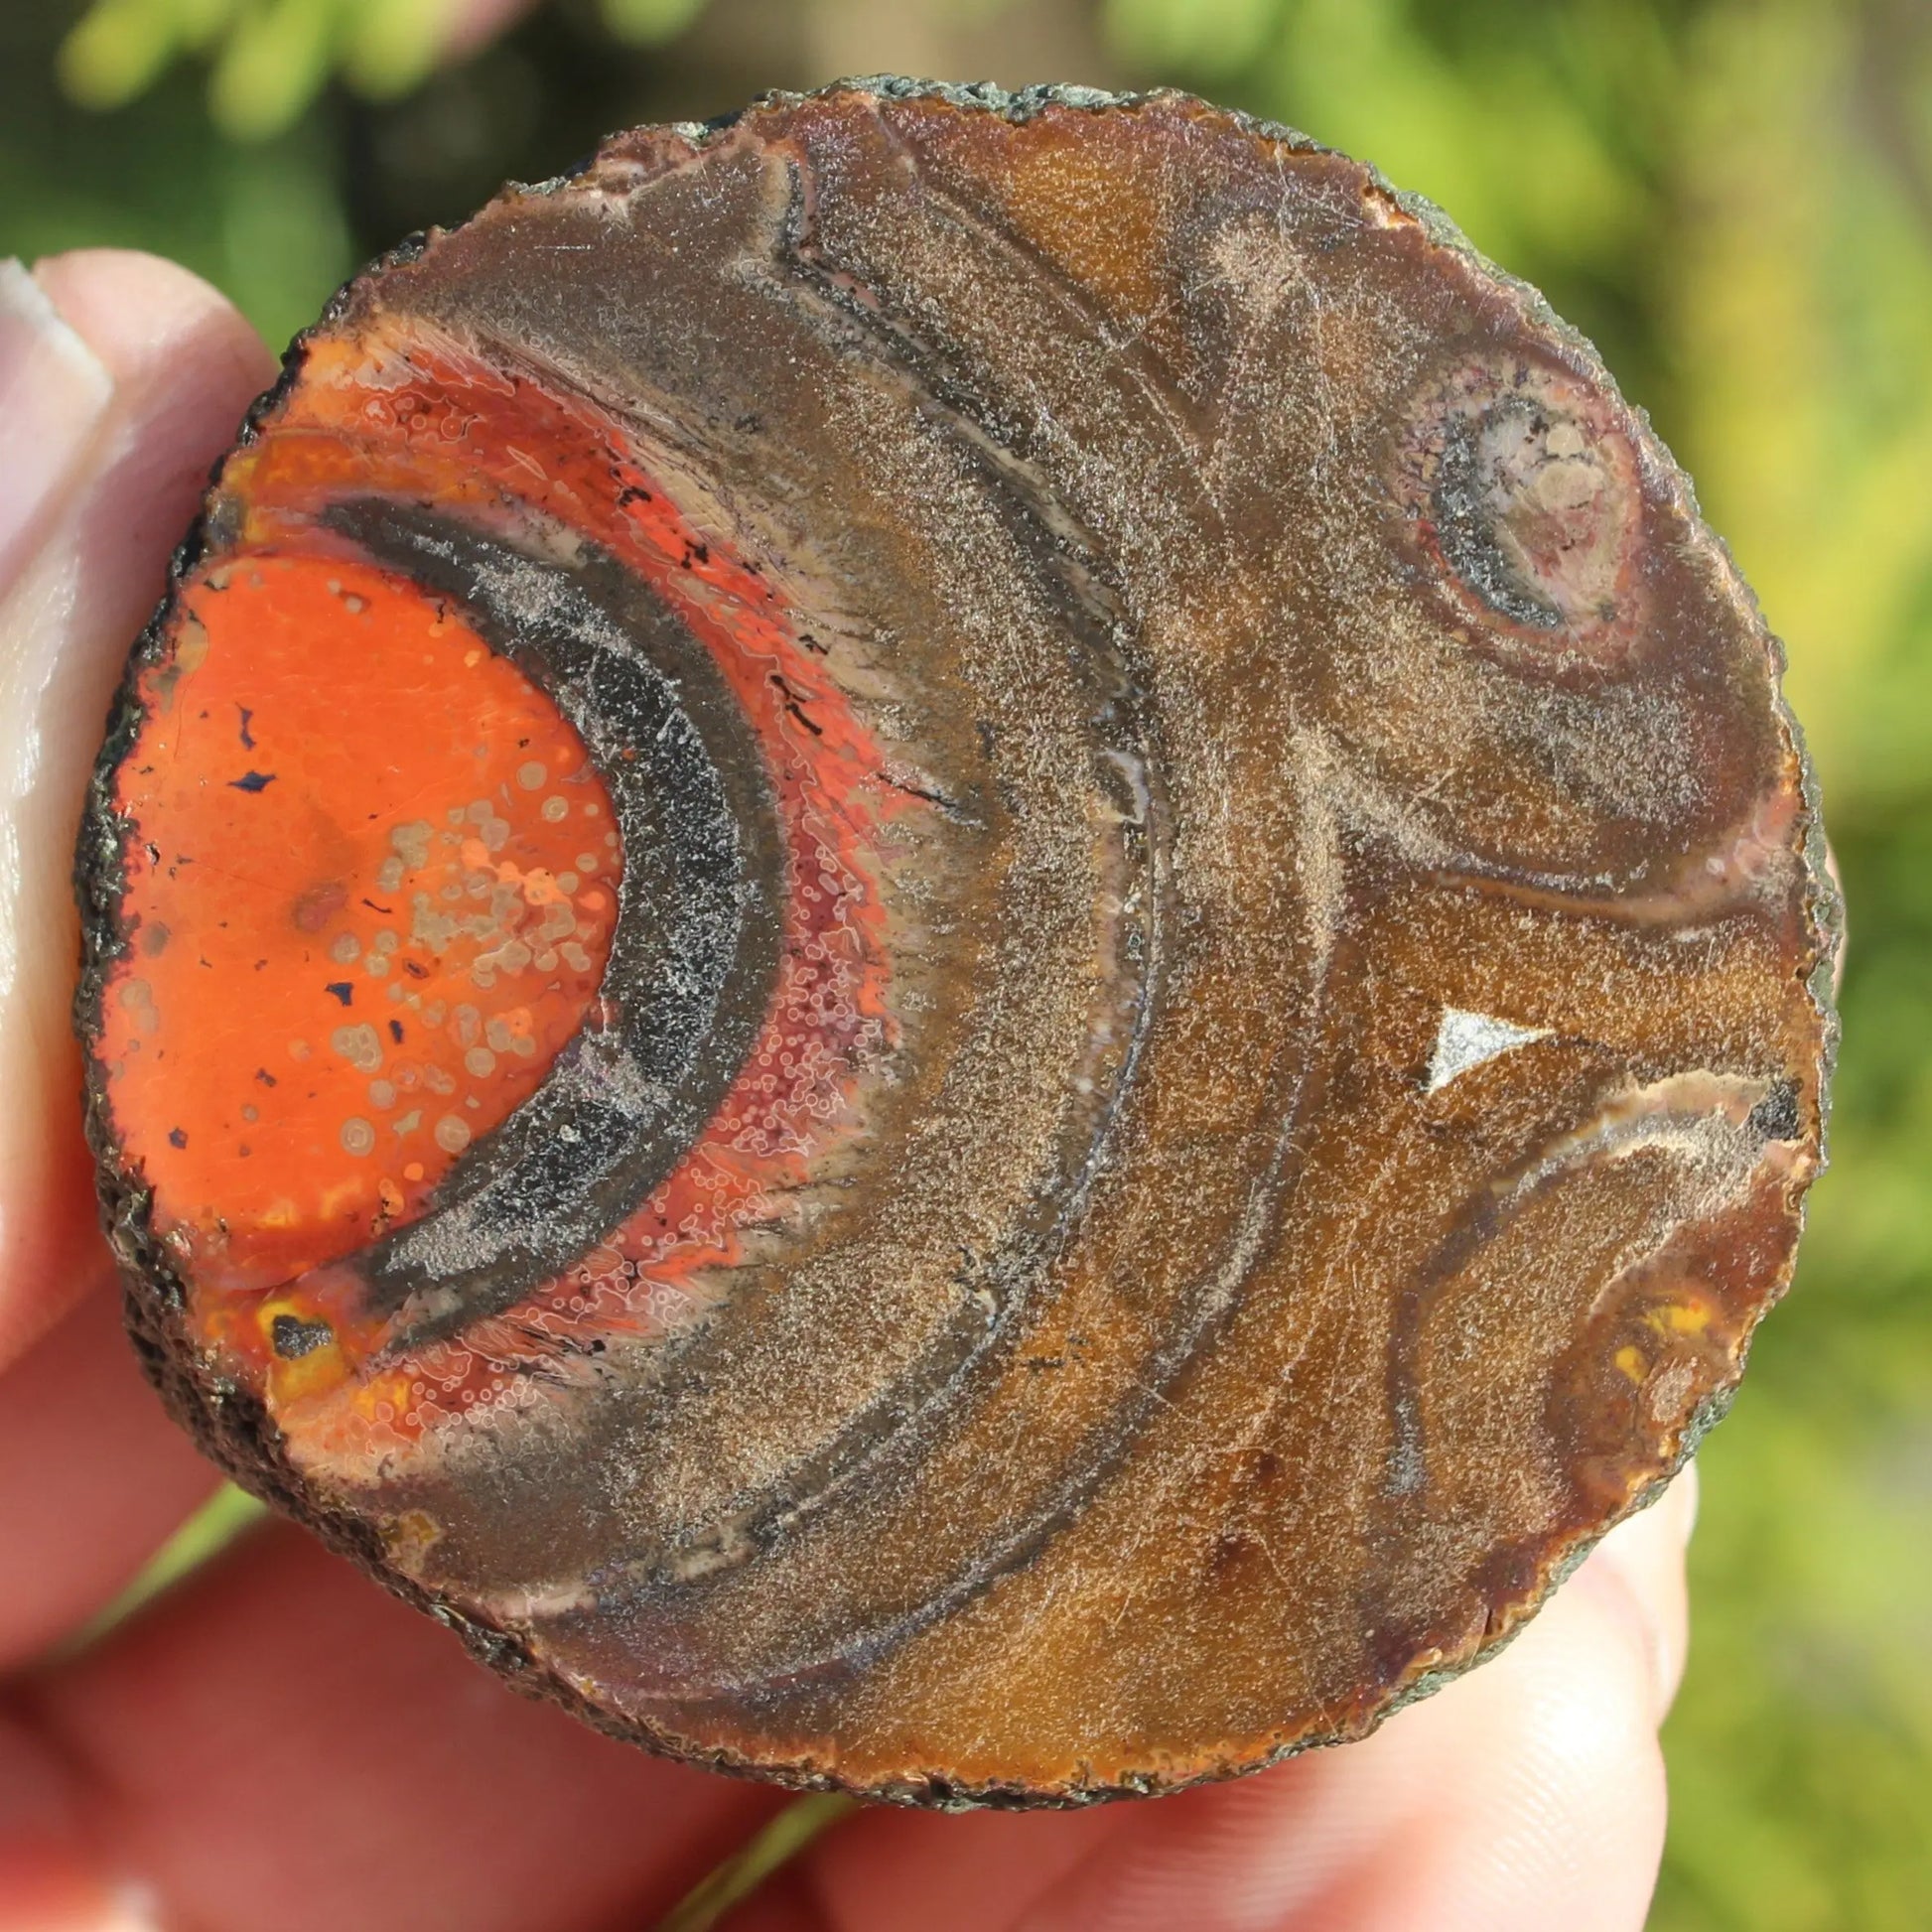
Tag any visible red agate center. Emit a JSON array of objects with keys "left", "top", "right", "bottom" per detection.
[{"left": 96, "top": 320, "right": 902, "bottom": 1448}]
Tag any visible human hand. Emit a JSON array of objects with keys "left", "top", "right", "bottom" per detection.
[{"left": 0, "top": 249, "right": 1694, "bottom": 1932}]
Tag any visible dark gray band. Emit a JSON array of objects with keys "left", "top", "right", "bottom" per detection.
[{"left": 322, "top": 500, "right": 786, "bottom": 1346}]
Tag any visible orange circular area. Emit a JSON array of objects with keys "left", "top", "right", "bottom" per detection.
[{"left": 97, "top": 551, "right": 621, "bottom": 1298}]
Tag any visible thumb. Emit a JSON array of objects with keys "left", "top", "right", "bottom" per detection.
[{"left": 0, "top": 249, "right": 276, "bottom": 1368}]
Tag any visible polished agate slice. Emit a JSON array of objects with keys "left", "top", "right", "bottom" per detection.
[{"left": 75, "top": 80, "right": 1837, "bottom": 1806}]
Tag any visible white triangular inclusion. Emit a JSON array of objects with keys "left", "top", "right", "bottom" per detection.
[{"left": 1426, "top": 1007, "right": 1551, "bottom": 1094}]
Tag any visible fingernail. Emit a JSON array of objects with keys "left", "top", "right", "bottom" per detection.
[{"left": 0, "top": 257, "right": 114, "bottom": 591}]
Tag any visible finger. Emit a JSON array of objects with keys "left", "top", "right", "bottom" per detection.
[
  {"left": 0, "top": 262, "right": 111, "bottom": 589},
  {"left": 1015, "top": 1524, "right": 1678, "bottom": 1932},
  {"left": 0, "top": 1708, "right": 155, "bottom": 1932},
  {"left": 739, "top": 1801, "right": 1130, "bottom": 1932},
  {"left": 16, "top": 1525, "right": 785, "bottom": 1932},
  {"left": 752, "top": 1476, "right": 1695, "bottom": 1932},
  {"left": 1583, "top": 1461, "right": 1698, "bottom": 1724},
  {"left": 0, "top": 1272, "right": 219, "bottom": 1671},
  {"left": 0, "top": 249, "right": 276, "bottom": 1371}
]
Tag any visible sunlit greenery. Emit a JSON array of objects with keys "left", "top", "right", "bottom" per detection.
[
  {"left": 6, "top": 1, "right": 1928, "bottom": 1924},
  {"left": 56, "top": 0, "right": 707, "bottom": 138}
]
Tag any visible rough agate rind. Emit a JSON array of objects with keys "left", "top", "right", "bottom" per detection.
[{"left": 75, "top": 79, "right": 1838, "bottom": 1807}]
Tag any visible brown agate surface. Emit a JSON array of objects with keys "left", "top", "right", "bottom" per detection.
[{"left": 75, "top": 81, "right": 1837, "bottom": 1805}]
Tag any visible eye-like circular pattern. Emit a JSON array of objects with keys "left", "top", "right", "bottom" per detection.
[
  {"left": 76, "top": 81, "right": 1836, "bottom": 1807},
  {"left": 1393, "top": 354, "right": 1648, "bottom": 661}
]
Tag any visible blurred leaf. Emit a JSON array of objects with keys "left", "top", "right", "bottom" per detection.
[
  {"left": 598, "top": 0, "right": 709, "bottom": 49},
  {"left": 341, "top": 0, "right": 448, "bottom": 100},
  {"left": 1104, "top": 0, "right": 1278, "bottom": 79},
  {"left": 60, "top": 0, "right": 204, "bottom": 107},
  {"left": 4, "top": 7, "right": 356, "bottom": 347},
  {"left": 1666, "top": 1, "right": 1932, "bottom": 821},
  {"left": 57, "top": 0, "right": 571, "bottom": 136},
  {"left": 216, "top": 139, "right": 356, "bottom": 341},
  {"left": 207, "top": 0, "right": 337, "bottom": 140}
]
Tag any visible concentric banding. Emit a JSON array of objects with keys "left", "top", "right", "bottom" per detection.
[
  {"left": 1391, "top": 352, "right": 1649, "bottom": 663},
  {"left": 319, "top": 502, "right": 787, "bottom": 1341},
  {"left": 78, "top": 80, "right": 1836, "bottom": 1807}
]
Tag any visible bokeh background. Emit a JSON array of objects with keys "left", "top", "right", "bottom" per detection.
[{"left": 5, "top": 1, "right": 1929, "bottom": 1925}]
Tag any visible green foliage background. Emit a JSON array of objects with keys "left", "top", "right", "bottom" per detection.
[{"left": 5, "top": 1, "right": 1929, "bottom": 1924}]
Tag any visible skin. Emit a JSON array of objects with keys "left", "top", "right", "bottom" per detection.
[{"left": 0, "top": 247, "right": 1696, "bottom": 1932}]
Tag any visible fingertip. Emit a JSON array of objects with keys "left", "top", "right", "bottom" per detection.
[
  {"left": 1320, "top": 1554, "right": 1668, "bottom": 1932},
  {"left": 1582, "top": 1463, "right": 1698, "bottom": 1723},
  {"left": 0, "top": 251, "right": 275, "bottom": 1370},
  {"left": 31, "top": 250, "right": 276, "bottom": 395},
  {"left": 0, "top": 1279, "right": 221, "bottom": 1671},
  {"left": 982, "top": 1551, "right": 1671, "bottom": 1932}
]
